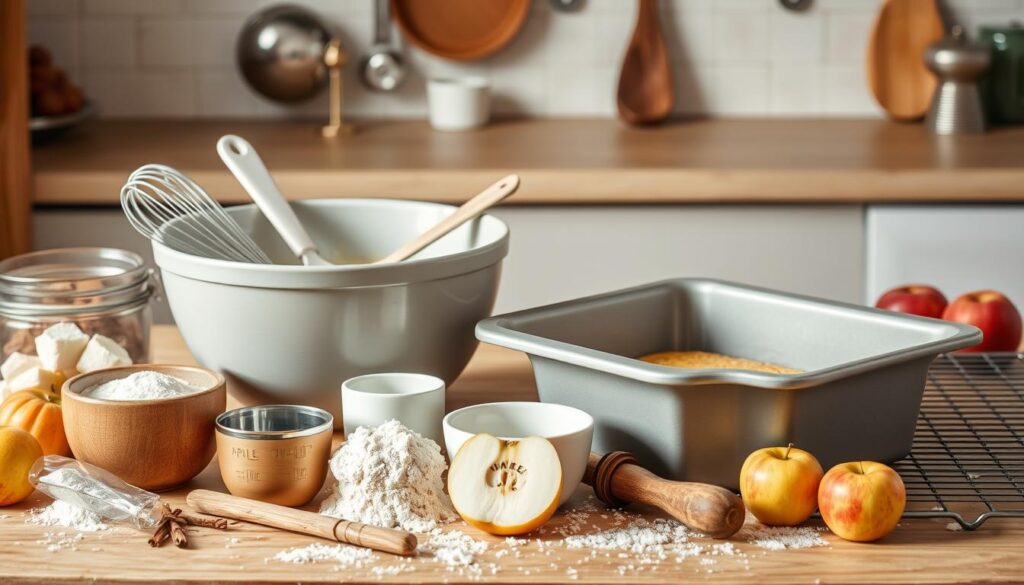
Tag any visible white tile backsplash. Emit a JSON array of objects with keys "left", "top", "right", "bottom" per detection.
[
  {"left": 82, "top": 0, "right": 186, "bottom": 15},
  {"left": 712, "top": 10, "right": 771, "bottom": 63},
  {"left": 139, "top": 18, "right": 194, "bottom": 67},
  {"left": 29, "top": 0, "right": 1024, "bottom": 119},
  {"left": 826, "top": 11, "right": 874, "bottom": 64},
  {"left": 770, "top": 9, "right": 825, "bottom": 64},
  {"left": 80, "top": 18, "right": 135, "bottom": 68},
  {"left": 770, "top": 65, "right": 823, "bottom": 115},
  {"left": 28, "top": 0, "right": 80, "bottom": 17}
]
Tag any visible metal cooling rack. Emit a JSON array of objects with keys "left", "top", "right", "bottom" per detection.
[{"left": 893, "top": 352, "right": 1024, "bottom": 530}]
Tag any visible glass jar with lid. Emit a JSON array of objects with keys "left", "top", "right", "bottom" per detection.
[{"left": 0, "top": 248, "right": 158, "bottom": 367}]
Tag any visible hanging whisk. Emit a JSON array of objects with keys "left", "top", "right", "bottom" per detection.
[{"left": 120, "top": 164, "right": 272, "bottom": 264}]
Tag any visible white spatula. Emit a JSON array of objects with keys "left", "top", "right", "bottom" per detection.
[{"left": 217, "top": 134, "right": 332, "bottom": 266}]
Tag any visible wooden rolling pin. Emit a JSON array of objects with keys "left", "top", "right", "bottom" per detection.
[
  {"left": 584, "top": 452, "right": 745, "bottom": 539},
  {"left": 186, "top": 490, "right": 417, "bottom": 556}
]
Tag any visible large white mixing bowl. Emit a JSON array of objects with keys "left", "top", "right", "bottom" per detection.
[{"left": 152, "top": 199, "right": 509, "bottom": 421}]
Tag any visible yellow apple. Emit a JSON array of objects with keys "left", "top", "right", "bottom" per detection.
[
  {"left": 0, "top": 425, "right": 44, "bottom": 506},
  {"left": 818, "top": 461, "right": 905, "bottom": 542},
  {"left": 447, "top": 433, "right": 562, "bottom": 536},
  {"left": 739, "top": 443, "right": 823, "bottom": 526}
]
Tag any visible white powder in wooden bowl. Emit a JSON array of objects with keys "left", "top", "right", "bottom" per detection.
[{"left": 84, "top": 371, "right": 200, "bottom": 401}]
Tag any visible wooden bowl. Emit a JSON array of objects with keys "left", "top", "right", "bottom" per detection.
[{"left": 62, "top": 365, "right": 226, "bottom": 491}]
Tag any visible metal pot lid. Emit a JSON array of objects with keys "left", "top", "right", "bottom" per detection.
[{"left": 0, "top": 248, "right": 155, "bottom": 314}]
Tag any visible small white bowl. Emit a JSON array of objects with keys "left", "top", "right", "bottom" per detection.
[
  {"left": 342, "top": 373, "right": 445, "bottom": 446},
  {"left": 427, "top": 77, "right": 491, "bottom": 131},
  {"left": 443, "top": 401, "right": 593, "bottom": 506}
]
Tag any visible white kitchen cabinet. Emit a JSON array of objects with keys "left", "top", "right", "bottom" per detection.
[
  {"left": 34, "top": 205, "right": 865, "bottom": 323},
  {"left": 866, "top": 205, "right": 1024, "bottom": 307}
]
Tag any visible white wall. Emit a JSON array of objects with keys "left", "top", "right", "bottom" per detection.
[{"left": 28, "top": 0, "right": 1022, "bottom": 119}]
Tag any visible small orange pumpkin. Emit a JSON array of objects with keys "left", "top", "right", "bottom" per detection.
[{"left": 0, "top": 389, "right": 70, "bottom": 456}]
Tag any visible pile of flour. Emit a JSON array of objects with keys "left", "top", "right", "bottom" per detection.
[
  {"left": 319, "top": 420, "right": 456, "bottom": 532},
  {"left": 85, "top": 371, "right": 199, "bottom": 401},
  {"left": 26, "top": 500, "right": 109, "bottom": 533}
]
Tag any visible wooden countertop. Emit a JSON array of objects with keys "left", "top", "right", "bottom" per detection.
[
  {"left": 32, "top": 118, "right": 1024, "bottom": 206},
  {"left": 0, "top": 326, "right": 1022, "bottom": 584}
]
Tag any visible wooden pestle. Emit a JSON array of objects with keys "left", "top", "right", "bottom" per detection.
[
  {"left": 186, "top": 490, "right": 417, "bottom": 556},
  {"left": 583, "top": 452, "right": 745, "bottom": 539}
]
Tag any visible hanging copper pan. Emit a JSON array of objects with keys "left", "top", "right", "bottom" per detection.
[{"left": 391, "top": 0, "right": 532, "bottom": 61}]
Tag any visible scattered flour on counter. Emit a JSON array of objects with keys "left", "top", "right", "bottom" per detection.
[
  {"left": 272, "top": 543, "right": 376, "bottom": 567},
  {"left": 563, "top": 517, "right": 696, "bottom": 554},
  {"left": 420, "top": 529, "right": 489, "bottom": 568},
  {"left": 319, "top": 420, "right": 456, "bottom": 532},
  {"left": 84, "top": 370, "right": 200, "bottom": 401},
  {"left": 26, "top": 500, "right": 109, "bottom": 533},
  {"left": 946, "top": 522, "right": 963, "bottom": 532},
  {"left": 741, "top": 524, "right": 830, "bottom": 550},
  {"left": 36, "top": 531, "right": 85, "bottom": 552}
]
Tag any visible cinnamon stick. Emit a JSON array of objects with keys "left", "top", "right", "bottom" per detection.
[
  {"left": 148, "top": 503, "right": 230, "bottom": 548},
  {"left": 148, "top": 522, "right": 171, "bottom": 548},
  {"left": 169, "top": 519, "right": 188, "bottom": 548},
  {"left": 180, "top": 512, "right": 228, "bottom": 530}
]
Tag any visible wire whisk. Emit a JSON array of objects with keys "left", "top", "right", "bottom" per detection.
[{"left": 121, "top": 164, "right": 272, "bottom": 264}]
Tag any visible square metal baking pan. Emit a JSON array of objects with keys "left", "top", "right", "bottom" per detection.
[{"left": 476, "top": 279, "right": 981, "bottom": 488}]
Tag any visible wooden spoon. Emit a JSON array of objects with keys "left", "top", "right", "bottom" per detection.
[
  {"left": 616, "top": 0, "right": 675, "bottom": 125},
  {"left": 584, "top": 452, "right": 745, "bottom": 539},
  {"left": 866, "top": 0, "right": 944, "bottom": 121},
  {"left": 374, "top": 174, "right": 519, "bottom": 264}
]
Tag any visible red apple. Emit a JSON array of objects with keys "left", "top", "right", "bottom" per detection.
[
  {"left": 739, "top": 444, "right": 823, "bottom": 526},
  {"left": 942, "top": 290, "right": 1022, "bottom": 352},
  {"left": 875, "top": 285, "right": 947, "bottom": 319},
  {"left": 818, "top": 461, "right": 905, "bottom": 542}
]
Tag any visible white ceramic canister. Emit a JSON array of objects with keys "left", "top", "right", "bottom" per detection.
[
  {"left": 341, "top": 373, "right": 445, "bottom": 446},
  {"left": 426, "top": 78, "right": 491, "bottom": 131}
]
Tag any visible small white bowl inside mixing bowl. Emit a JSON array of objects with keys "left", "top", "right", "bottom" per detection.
[{"left": 443, "top": 401, "right": 593, "bottom": 506}]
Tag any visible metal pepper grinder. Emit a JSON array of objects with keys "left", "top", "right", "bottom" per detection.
[{"left": 924, "top": 25, "right": 992, "bottom": 134}]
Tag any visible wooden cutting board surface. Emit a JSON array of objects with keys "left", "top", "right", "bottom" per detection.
[
  {"left": 391, "top": 0, "right": 531, "bottom": 61},
  {"left": 866, "top": 0, "right": 944, "bottom": 121}
]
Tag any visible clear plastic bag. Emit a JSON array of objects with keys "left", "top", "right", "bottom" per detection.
[{"left": 29, "top": 455, "right": 161, "bottom": 529}]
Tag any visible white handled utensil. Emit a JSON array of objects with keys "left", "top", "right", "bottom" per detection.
[
  {"left": 217, "top": 135, "right": 331, "bottom": 266},
  {"left": 374, "top": 174, "right": 519, "bottom": 264}
]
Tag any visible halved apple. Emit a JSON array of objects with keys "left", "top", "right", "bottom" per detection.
[{"left": 447, "top": 433, "right": 562, "bottom": 536}]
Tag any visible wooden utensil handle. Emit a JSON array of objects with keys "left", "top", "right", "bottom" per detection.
[
  {"left": 375, "top": 174, "right": 519, "bottom": 264},
  {"left": 585, "top": 452, "right": 745, "bottom": 539},
  {"left": 185, "top": 490, "right": 417, "bottom": 556}
]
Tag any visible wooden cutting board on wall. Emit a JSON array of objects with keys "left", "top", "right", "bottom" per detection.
[
  {"left": 0, "top": 0, "right": 32, "bottom": 258},
  {"left": 866, "top": 0, "right": 945, "bottom": 121}
]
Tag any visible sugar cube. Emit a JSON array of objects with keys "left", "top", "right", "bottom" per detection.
[
  {"left": 76, "top": 334, "right": 132, "bottom": 373},
  {"left": 1, "top": 352, "right": 40, "bottom": 381},
  {"left": 7, "top": 367, "right": 63, "bottom": 393},
  {"left": 35, "top": 322, "right": 89, "bottom": 373}
]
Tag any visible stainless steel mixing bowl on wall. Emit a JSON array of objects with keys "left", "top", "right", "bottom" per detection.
[{"left": 236, "top": 4, "right": 334, "bottom": 103}]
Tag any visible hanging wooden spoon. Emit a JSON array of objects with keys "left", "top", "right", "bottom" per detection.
[
  {"left": 866, "top": 0, "right": 944, "bottom": 121},
  {"left": 616, "top": 0, "right": 674, "bottom": 125}
]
